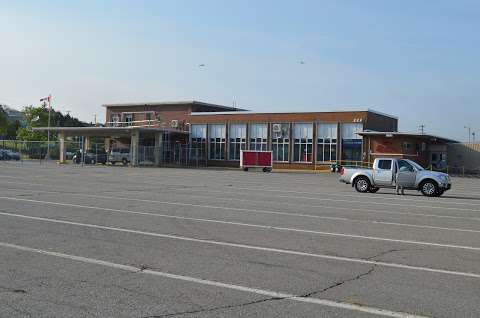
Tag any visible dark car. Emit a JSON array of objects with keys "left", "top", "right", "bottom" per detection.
[
  {"left": 72, "top": 150, "right": 108, "bottom": 165},
  {"left": 5, "top": 150, "right": 20, "bottom": 161},
  {"left": 0, "top": 149, "right": 20, "bottom": 161},
  {"left": 0, "top": 149, "right": 8, "bottom": 160}
]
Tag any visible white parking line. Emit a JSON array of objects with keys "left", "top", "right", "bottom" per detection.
[
  {"left": 0, "top": 241, "right": 429, "bottom": 318},
  {"left": 2, "top": 195, "right": 480, "bottom": 237},
  {"left": 1, "top": 196, "right": 480, "bottom": 252},
  {"left": 1, "top": 211, "right": 480, "bottom": 280},
  {"left": 3, "top": 185, "right": 480, "bottom": 223}
]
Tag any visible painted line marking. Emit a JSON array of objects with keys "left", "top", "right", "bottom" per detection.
[
  {"left": 2, "top": 195, "right": 480, "bottom": 236},
  {"left": 1, "top": 196, "right": 480, "bottom": 252},
  {"left": 2, "top": 189, "right": 480, "bottom": 221},
  {"left": 0, "top": 241, "right": 429, "bottom": 318},
  {"left": 1, "top": 211, "right": 480, "bottom": 279},
  {"left": 2, "top": 177, "right": 480, "bottom": 207}
]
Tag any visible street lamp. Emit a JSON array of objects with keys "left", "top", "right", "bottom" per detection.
[{"left": 464, "top": 126, "right": 471, "bottom": 143}]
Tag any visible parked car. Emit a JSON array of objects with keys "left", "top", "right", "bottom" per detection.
[
  {"left": 0, "top": 149, "right": 9, "bottom": 160},
  {"left": 339, "top": 158, "right": 452, "bottom": 197},
  {"left": 72, "top": 150, "right": 108, "bottom": 165},
  {"left": 5, "top": 150, "right": 20, "bottom": 161},
  {"left": 0, "top": 149, "right": 20, "bottom": 161},
  {"left": 109, "top": 148, "right": 130, "bottom": 165}
]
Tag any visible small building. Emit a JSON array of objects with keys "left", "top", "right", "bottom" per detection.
[
  {"left": 360, "top": 131, "right": 458, "bottom": 169},
  {"left": 37, "top": 101, "right": 402, "bottom": 169}
]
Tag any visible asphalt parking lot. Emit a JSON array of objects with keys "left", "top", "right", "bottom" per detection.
[{"left": 0, "top": 161, "right": 480, "bottom": 318}]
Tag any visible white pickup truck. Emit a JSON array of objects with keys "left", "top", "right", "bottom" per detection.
[{"left": 339, "top": 158, "right": 451, "bottom": 197}]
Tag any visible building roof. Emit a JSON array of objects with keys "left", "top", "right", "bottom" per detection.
[
  {"left": 359, "top": 131, "right": 459, "bottom": 143},
  {"left": 191, "top": 108, "right": 398, "bottom": 119},
  {"left": 32, "top": 126, "right": 188, "bottom": 137},
  {"left": 102, "top": 100, "right": 247, "bottom": 112}
]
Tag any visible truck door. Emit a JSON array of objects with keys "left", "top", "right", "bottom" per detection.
[
  {"left": 395, "top": 160, "right": 417, "bottom": 188},
  {"left": 374, "top": 159, "right": 394, "bottom": 186}
]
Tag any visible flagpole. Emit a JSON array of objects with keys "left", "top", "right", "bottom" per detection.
[{"left": 46, "top": 95, "right": 51, "bottom": 160}]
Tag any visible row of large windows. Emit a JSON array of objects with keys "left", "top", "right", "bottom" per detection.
[{"left": 190, "top": 123, "right": 363, "bottom": 162}]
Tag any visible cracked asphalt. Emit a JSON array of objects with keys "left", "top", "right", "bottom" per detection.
[{"left": 1, "top": 161, "right": 480, "bottom": 317}]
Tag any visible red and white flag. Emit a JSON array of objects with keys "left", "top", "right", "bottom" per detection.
[
  {"left": 40, "top": 95, "right": 51, "bottom": 102},
  {"left": 40, "top": 95, "right": 52, "bottom": 110}
]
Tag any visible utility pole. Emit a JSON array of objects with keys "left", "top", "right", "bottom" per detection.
[
  {"left": 473, "top": 131, "right": 476, "bottom": 144},
  {"left": 419, "top": 124, "right": 425, "bottom": 135},
  {"left": 94, "top": 114, "right": 97, "bottom": 126},
  {"left": 464, "top": 126, "right": 471, "bottom": 143}
]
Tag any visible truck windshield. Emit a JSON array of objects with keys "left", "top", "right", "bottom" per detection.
[{"left": 406, "top": 160, "right": 424, "bottom": 171}]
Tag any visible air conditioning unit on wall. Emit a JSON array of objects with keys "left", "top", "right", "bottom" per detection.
[
  {"left": 170, "top": 120, "right": 179, "bottom": 128},
  {"left": 272, "top": 124, "right": 282, "bottom": 133}
]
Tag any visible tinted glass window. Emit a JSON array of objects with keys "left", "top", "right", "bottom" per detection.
[
  {"left": 398, "top": 160, "right": 414, "bottom": 172},
  {"left": 378, "top": 160, "right": 392, "bottom": 170}
]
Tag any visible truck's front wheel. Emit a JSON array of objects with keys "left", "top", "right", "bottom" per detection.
[
  {"left": 354, "top": 177, "right": 371, "bottom": 193},
  {"left": 420, "top": 180, "right": 439, "bottom": 197}
]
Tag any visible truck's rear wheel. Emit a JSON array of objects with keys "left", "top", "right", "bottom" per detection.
[
  {"left": 420, "top": 180, "right": 439, "bottom": 197},
  {"left": 122, "top": 158, "right": 128, "bottom": 166},
  {"left": 354, "top": 177, "right": 370, "bottom": 193}
]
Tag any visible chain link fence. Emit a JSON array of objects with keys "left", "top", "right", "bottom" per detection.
[{"left": 137, "top": 144, "right": 207, "bottom": 167}]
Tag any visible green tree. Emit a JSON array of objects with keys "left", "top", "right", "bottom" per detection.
[
  {"left": 16, "top": 105, "right": 89, "bottom": 141},
  {"left": 0, "top": 107, "right": 8, "bottom": 136}
]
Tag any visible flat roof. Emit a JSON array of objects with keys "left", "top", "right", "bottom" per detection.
[
  {"left": 359, "top": 131, "right": 458, "bottom": 143},
  {"left": 191, "top": 108, "right": 398, "bottom": 119},
  {"left": 32, "top": 126, "right": 189, "bottom": 137},
  {"left": 102, "top": 100, "right": 247, "bottom": 112}
]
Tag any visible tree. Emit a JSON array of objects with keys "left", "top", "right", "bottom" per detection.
[
  {"left": 16, "top": 105, "right": 88, "bottom": 141},
  {"left": 0, "top": 107, "right": 8, "bottom": 137}
]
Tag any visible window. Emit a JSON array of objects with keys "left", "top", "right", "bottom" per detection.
[
  {"left": 271, "top": 123, "right": 289, "bottom": 162},
  {"left": 146, "top": 112, "right": 152, "bottom": 121},
  {"left": 208, "top": 124, "right": 226, "bottom": 160},
  {"left": 341, "top": 123, "right": 363, "bottom": 163},
  {"left": 110, "top": 113, "right": 120, "bottom": 127},
  {"left": 249, "top": 123, "right": 268, "bottom": 151},
  {"left": 378, "top": 160, "right": 392, "bottom": 170},
  {"left": 123, "top": 113, "right": 133, "bottom": 126},
  {"left": 293, "top": 123, "right": 313, "bottom": 162},
  {"left": 398, "top": 160, "right": 414, "bottom": 172},
  {"left": 317, "top": 123, "right": 337, "bottom": 162},
  {"left": 229, "top": 124, "right": 246, "bottom": 160},
  {"left": 190, "top": 124, "right": 207, "bottom": 160}
]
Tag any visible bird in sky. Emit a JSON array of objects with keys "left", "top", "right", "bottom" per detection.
[
  {"left": 198, "top": 64, "right": 205, "bottom": 67},
  {"left": 299, "top": 60, "right": 305, "bottom": 65}
]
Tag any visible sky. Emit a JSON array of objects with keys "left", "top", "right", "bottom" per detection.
[{"left": 0, "top": 0, "right": 479, "bottom": 141}]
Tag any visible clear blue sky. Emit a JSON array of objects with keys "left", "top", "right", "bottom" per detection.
[{"left": 0, "top": 0, "right": 479, "bottom": 141}]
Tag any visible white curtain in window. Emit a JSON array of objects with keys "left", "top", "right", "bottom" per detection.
[
  {"left": 249, "top": 124, "right": 268, "bottom": 138},
  {"left": 341, "top": 123, "right": 363, "bottom": 139},
  {"left": 293, "top": 123, "right": 313, "bottom": 139},
  {"left": 209, "top": 124, "right": 226, "bottom": 138},
  {"left": 191, "top": 124, "right": 207, "bottom": 139},
  {"left": 229, "top": 124, "right": 246, "bottom": 139},
  {"left": 317, "top": 123, "right": 337, "bottom": 139}
]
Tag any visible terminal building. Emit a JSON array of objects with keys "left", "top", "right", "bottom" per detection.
[{"left": 38, "top": 100, "right": 456, "bottom": 170}]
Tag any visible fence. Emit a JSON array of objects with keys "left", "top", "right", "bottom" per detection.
[
  {"left": 0, "top": 139, "right": 106, "bottom": 164},
  {"left": 137, "top": 144, "right": 207, "bottom": 168}
]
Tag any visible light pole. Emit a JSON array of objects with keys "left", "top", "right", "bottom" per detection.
[{"left": 464, "top": 126, "right": 471, "bottom": 143}]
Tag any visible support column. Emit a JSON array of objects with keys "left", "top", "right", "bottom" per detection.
[
  {"left": 59, "top": 133, "right": 66, "bottom": 163},
  {"left": 130, "top": 130, "right": 139, "bottom": 166},
  {"left": 154, "top": 132, "right": 163, "bottom": 167},
  {"left": 84, "top": 136, "right": 91, "bottom": 151},
  {"left": 104, "top": 138, "right": 111, "bottom": 153}
]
